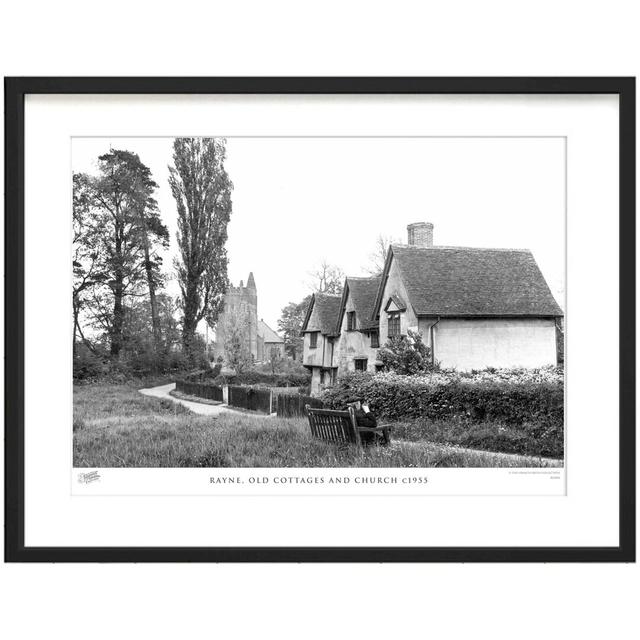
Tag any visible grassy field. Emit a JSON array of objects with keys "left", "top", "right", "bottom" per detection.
[{"left": 73, "top": 383, "right": 562, "bottom": 468}]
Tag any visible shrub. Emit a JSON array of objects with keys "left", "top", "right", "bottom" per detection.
[
  {"left": 73, "top": 344, "right": 109, "bottom": 381},
  {"left": 180, "top": 367, "right": 311, "bottom": 389},
  {"left": 214, "top": 370, "right": 311, "bottom": 388},
  {"left": 378, "top": 329, "right": 438, "bottom": 374},
  {"left": 321, "top": 367, "right": 564, "bottom": 429},
  {"left": 183, "top": 363, "right": 223, "bottom": 381}
]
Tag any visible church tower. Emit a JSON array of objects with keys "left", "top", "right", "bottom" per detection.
[{"left": 213, "top": 272, "right": 259, "bottom": 362}]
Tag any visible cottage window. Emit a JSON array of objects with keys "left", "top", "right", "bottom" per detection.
[
  {"left": 354, "top": 358, "right": 368, "bottom": 372},
  {"left": 309, "top": 332, "right": 318, "bottom": 349},
  {"left": 370, "top": 330, "right": 379, "bottom": 348},
  {"left": 388, "top": 312, "right": 401, "bottom": 337},
  {"left": 346, "top": 311, "right": 356, "bottom": 331}
]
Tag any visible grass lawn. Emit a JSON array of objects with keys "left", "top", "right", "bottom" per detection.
[
  {"left": 73, "top": 383, "right": 562, "bottom": 468},
  {"left": 393, "top": 418, "right": 563, "bottom": 460}
]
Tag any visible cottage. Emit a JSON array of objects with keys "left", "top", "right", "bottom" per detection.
[
  {"left": 373, "top": 223, "right": 563, "bottom": 370},
  {"left": 300, "top": 293, "right": 342, "bottom": 395},
  {"left": 301, "top": 222, "right": 563, "bottom": 394},
  {"left": 334, "top": 276, "right": 383, "bottom": 374}
]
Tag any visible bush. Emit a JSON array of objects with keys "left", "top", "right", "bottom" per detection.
[
  {"left": 321, "top": 367, "right": 564, "bottom": 429},
  {"left": 73, "top": 348, "right": 108, "bottom": 381},
  {"left": 214, "top": 370, "right": 311, "bottom": 388},
  {"left": 255, "top": 358, "right": 309, "bottom": 377},
  {"left": 182, "top": 363, "right": 223, "bottom": 382},
  {"left": 179, "top": 367, "right": 311, "bottom": 389},
  {"left": 378, "top": 329, "right": 437, "bottom": 374}
]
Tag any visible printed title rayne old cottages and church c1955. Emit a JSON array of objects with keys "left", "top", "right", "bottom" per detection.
[{"left": 301, "top": 222, "right": 563, "bottom": 396}]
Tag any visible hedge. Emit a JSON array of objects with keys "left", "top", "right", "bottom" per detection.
[
  {"left": 321, "top": 368, "right": 564, "bottom": 428},
  {"left": 213, "top": 370, "right": 310, "bottom": 388}
]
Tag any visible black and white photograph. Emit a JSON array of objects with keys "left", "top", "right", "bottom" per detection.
[
  {"left": 72, "top": 136, "right": 565, "bottom": 471},
  {"left": 6, "top": 77, "right": 632, "bottom": 564},
  {"left": 2, "top": 3, "right": 638, "bottom": 638}
]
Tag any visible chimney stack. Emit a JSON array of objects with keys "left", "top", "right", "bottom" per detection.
[{"left": 407, "top": 222, "right": 434, "bottom": 247}]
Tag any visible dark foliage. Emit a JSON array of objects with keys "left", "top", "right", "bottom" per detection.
[
  {"left": 214, "top": 370, "right": 310, "bottom": 388},
  {"left": 321, "top": 369, "right": 564, "bottom": 428},
  {"left": 377, "top": 329, "right": 437, "bottom": 374}
]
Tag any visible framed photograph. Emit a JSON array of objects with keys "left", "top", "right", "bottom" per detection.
[{"left": 4, "top": 77, "right": 635, "bottom": 562}]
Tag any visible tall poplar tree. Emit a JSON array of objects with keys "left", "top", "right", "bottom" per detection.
[{"left": 169, "top": 138, "right": 233, "bottom": 361}]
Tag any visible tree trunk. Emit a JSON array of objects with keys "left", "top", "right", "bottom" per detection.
[
  {"left": 72, "top": 300, "right": 79, "bottom": 359},
  {"left": 111, "top": 274, "right": 124, "bottom": 358},
  {"left": 182, "top": 275, "right": 200, "bottom": 363},
  {"left": 137, "top": 207, "right": 162, "bottom": 357},
  {"left": 142, "top": 240, "right": 161, "bottom": 359}
]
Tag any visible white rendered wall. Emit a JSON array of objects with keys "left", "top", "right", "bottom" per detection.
[{"left": 435, "top": 318, "right": 557, "bottom": 370}]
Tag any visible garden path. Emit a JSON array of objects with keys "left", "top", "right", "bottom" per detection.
[{"left": 139, "top": 382, "right": 265, "bottom": 418}]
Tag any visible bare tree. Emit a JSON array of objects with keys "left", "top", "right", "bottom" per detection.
[
  {"left": 364, "top": 234, "right": 400, "bottom": 276},
  {"left": 307, "top": 259, "right": 344, "bottom": 295}
]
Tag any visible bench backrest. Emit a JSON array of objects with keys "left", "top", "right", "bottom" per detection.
[{"left": 305, "top": 405, "right": 361, "bottom": 445}]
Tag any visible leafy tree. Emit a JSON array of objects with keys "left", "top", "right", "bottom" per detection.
[
  {"left": 130, "top": 172, "right": 169, "bottom": 354},
  {"left": 223, "top": 306, "right": 252, "bottom": 375},
  {"left": 378, "top": 329, "right": 437, "bottom": 375},
  {"left": 307, "top": 260, "right": 344, "bottom": 295},
  {"left": 169, "top": 138, "right": 233, "bottom": 362},
  {"left": 73, "top": 173, "right": 105, "bottom": 357},
  {"left": 278, "top": 295, "right": 311, "bottom": 361},
  {"left": 122, "top": 293, "right": 182, "bottom": 362},
  {"left": 73, "top": 150, "right": 169, "bottom": 358}
]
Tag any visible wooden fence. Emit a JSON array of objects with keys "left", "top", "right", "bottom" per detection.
[
  {"left": 227, "top": 385, "right": 273, "bottom": 414},
  {"left": 275, "top": 393, "right": 324, "bottom": 418},
  {"left": 175, "top": 380, "right": 321, "bottom": 417},
  {"left": 175, "top": 379, "right": 224, "bottom": 402}
]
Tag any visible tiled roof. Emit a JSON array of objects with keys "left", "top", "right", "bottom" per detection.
[
  {"left": 378, "top": 245, "right": 563, "bottom": 317},
  {"left": 258, "top": 319, "right": 283, "bottom": 343},
  {"left": 301, "top": 293, "right": 343, "bottom": 335},
  {"left": 343, "top": 276, "right": 382, "bottom": 330}
]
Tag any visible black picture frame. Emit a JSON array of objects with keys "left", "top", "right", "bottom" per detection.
[{"left": 4, "top": 77, "right": 635, "bottom": 563}]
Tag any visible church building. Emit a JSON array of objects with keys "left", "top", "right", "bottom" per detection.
[{"left": 212, "top": 272, "right": 285, "bottom": 364}]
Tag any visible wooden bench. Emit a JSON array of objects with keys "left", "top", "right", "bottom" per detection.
[{"left": 305, "top": 405, "right": 392, "bottom": 447}]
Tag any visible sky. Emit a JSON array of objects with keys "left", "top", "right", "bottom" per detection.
[{"left": 72, "top": 136, "right": 566, "bottom": 332}]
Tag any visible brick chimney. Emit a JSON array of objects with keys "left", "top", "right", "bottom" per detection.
[{"left": 407, "top": 222, "right": 434, "bottom": 247}]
